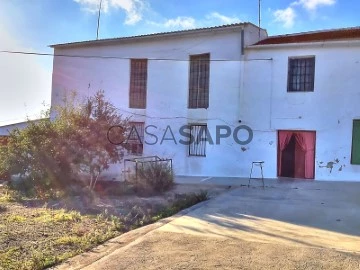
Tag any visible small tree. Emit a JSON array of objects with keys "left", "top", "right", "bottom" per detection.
[
  {"left": 62, "top": 91, "right": 129, "bottom": 189},
  {"left": 0, "top": 90, "right": 129, "bottom": 193}
]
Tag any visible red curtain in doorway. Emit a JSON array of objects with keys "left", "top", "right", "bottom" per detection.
[
  {"left": 278, "top": 131, "right": 293, "bottom": 176},
  {"left": 294, "top": 132, "right": 315, "bottom": 179}
]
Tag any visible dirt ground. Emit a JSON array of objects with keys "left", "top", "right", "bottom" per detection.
[{"left": 0, "top": 183, "right": 227, "bottom": 270}]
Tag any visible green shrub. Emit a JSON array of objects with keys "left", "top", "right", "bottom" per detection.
[
  {"left": 0, "top": 187, "right": 23, "bottom": 202},
  {"left": 94, "top": 181, "right": 135, "bottom": 196},
  {"left": 152, "top": 191, "right": 209, "bottom": 221},
  {"left": 133, "top": 161, "right": 174, "bottom": 195},
  {"left": 0, "top": 91, "right": 129, "bottom": 197}
]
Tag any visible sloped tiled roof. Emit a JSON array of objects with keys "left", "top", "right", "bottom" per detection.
[
  {"left": 50, "top": 22, "right": 263, "bottom": 48},
  {"left": 254, "top": 26, "right": 360, "bottom": 45}
]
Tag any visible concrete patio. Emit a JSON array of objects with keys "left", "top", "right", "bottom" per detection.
[{"left": 56, "top": 179, "right": 360, "bottom": 269}]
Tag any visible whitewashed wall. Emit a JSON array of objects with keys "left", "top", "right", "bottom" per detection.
[
  {"left": 0, "top": 121, "right": 31, "bottom": 136},
  {"left": 243, "top": 41, "right": 360, "bottom": 181},
  {"left": 51, "top": 25, "right": 267, "bottom": 180}
]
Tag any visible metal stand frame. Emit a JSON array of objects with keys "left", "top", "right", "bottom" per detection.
[{"left": 248, "top": 161, "right": 265, "bottom": 188}]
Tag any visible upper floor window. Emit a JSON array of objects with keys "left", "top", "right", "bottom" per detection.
[
  {"left": 287, "top": 56, "right": 315, "bottom": 92},
  {"left": 129, "top": 59, "right": 147, "bottom": 108},
  {"left": 189, "top": 53, "right": 210, "bottom": 108},
  {"left": 351, "top": 120, "right": 360, "bottom": 165}
]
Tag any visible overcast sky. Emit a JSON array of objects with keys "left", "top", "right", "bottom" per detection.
[{"left": 0, "top": 0, "right": 357, "bottom": 125}]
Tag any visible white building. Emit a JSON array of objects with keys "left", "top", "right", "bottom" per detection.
[
  {"left": 50, "top": 24, "right": 360, "bottom": 181},
  {"left": 0, "top": 120, "right": 37, "bottom": 136},
  {"left": 50, "top": 23, "right": 268, "bottom": 180},
  {"left": 243, "top": 27, "right": 360, "bottom": 181}
]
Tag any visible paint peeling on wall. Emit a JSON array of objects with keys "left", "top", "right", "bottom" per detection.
[{"left": 318, "top": 159, "right": 346, "bottom": 174}]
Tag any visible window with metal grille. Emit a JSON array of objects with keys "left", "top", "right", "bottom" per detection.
[
  {"left": 287, "top": 56, "right": 315, "bottom": 92},
  {"left": 127, "top": 122, "right": 144, "bottom": 155},
  {"left": 351, "top": 120, "right": 360, "bottom": 164},
  {"left": 189, "top": 53, "right": 210, "bottom": 108},
  {"left": 129, "top": 59, "right": 147, "bottom": 108},
  {"left": 189, "top": 124, "right": 207, "bottom": 156}
]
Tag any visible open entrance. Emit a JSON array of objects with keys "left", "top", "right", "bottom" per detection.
[{"left": 277, "top": 131, "right": 316, "bottom": 179}]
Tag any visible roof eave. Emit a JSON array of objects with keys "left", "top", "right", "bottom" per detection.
[
  {"left": 247, "top": 39, "right": 360, "bottom": 50},
  {"left": 49, "top": 23, "right": 251, "bottom": 49}
]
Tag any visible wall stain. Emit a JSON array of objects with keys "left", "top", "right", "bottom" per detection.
[
  {"left": 318, "top": 159, "right": 344, "bottom": 173},
  {"left": 325, "top": 162, "right": 335, "bottom": 173},
  {"left": 241, "top": 147, "right": 248, "bottom": 152}
]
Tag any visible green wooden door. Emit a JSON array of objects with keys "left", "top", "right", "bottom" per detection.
[{"left": 351, "top": 120, "right": 360, "bottom": 164}]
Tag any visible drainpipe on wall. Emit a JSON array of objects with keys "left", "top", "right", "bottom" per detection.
[
  {"left": 238, "top": 28, "right": 245, "bottom": 124},
  {"left": 241, "top": 29, "right": 245, "bottom": 56}
]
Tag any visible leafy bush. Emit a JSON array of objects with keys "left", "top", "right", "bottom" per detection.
[
  {"left": 0, "top": 187, "right": 23, "bottom": 202},
  {"left": 152, "top": 191, "right": 209, "bottom": 221},
  {"left": 0, "top": 91, "right": 129, "bottom": 195},
  {"left": 132, "top": 161, "right": 174, "bottom": 195},
  {"left": 93, "top": 180, "right": 135, "bottom": 196}
]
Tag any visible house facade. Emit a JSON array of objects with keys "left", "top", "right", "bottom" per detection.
[
  {"left": 243, "top": 28, "right": 360, "bottom": 181},
  {"left": 0, "top": 121, "right": 35, "bottom": 136},
  {"left": 50, "top": 24, "right": 360, "bottom": 181},
  {"left": 50, "top": 23, "right": 268, "bottom": 180}
]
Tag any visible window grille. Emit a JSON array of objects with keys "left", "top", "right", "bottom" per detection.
[
  {"left": 130, "top": 59, "right": 147, "bottom": 108},
  {"left": 288, "top": 57, "right": 315, "bottom": 92},
  {"left": 189, "top": 54, "right": 210, "bottom": 108}
]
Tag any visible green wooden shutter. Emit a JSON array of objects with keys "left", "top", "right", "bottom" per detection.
[{"left": 351, "top": 120, "right": 360, "bottom": 164}]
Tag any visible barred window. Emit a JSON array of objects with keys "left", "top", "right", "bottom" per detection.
[
  {"left": 189, "top": 124, "right": 207, "bottom": 157},
  {"left": 189, "top": 53, "right": 210, "bottom": 108},
  {"left": 127, "top": 122, "right": 144, "bottom": 155},
  {"left": 287, "top": 57, "right": 315, "bottom": 92},
  {"left": 129, "top": 59, "right": 147, "bottom": 108}
]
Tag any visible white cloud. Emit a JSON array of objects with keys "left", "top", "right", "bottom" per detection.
[
  {"left": 0, "top": 24, "right": 51, "bottom": 125},
  {"left": 293, "top": 0, "right": 336, "bottom": 11},
  {"left": 163, "top": 16, "right": 196, "bottom": 29},
  {"left": 273, "top": 7, "right": 296, "bottom": 28},
  {"left": 74, "top": 0, "right": 146, "bottom": 25},
  {"left": 147, "top": 12, "right": 242, "bottom": 30},
  {"left": 273, "top": 0, "right": 335, "bottom": 28},
  {"left": 206, "top": 12, "right": 241, "bottom": 25}
]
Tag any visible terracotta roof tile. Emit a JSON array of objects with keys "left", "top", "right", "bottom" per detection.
[{"left": 255, "top": 27, "right": 360, "bottom": 45}]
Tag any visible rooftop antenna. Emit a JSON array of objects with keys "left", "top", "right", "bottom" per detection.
[
  {"left": 258, "top": 0, "right": 261, "bottom": 39},
  {"left": 96, "top": 0, "right": 103, "bottom": 40}
]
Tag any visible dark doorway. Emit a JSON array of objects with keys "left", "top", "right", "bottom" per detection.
[
  {"left": 278, "top": 131, "right": 316, "bottom": 179},
  {"left": 281, "top": 134, "right": 296, "bottom": 177}
]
